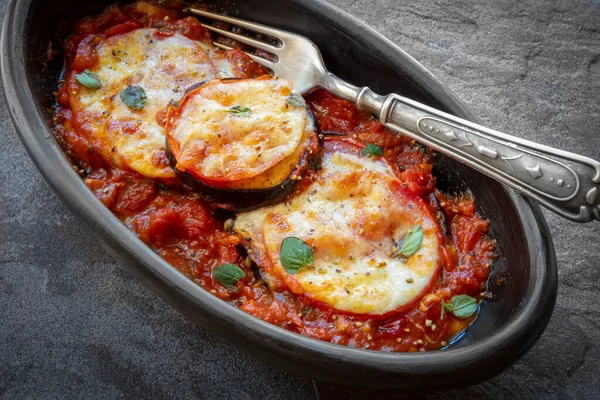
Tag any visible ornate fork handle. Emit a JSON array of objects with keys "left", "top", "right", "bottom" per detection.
[{"left": 323, "top": 76, "right": 600, "bottom": 222}]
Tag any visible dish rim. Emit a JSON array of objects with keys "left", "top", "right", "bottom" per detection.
[{"left": 0, "top": 0, "right": 558, "bottom": 387}]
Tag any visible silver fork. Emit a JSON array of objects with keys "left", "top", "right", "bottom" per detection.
[{"left": 189, "top": 8, "right": 600, "bottom": 223}]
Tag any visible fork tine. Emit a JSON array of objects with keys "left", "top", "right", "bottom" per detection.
[
  {"left": 212, "top": 42, "right": 276, "bottom": 69},
  {"left": 201, "top": 23, "right": 280, "bottom": 53},
  {"left": 188, "top": 8, "right": 287, "bottom": 39}
]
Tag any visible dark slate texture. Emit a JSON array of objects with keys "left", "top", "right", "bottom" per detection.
[{"left": 0, "top": 0, "right": 599, "bottom": 398}]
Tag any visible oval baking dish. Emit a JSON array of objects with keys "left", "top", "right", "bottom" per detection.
[{"left": 1, "top": 0, "right": 557, "bottom": 390}]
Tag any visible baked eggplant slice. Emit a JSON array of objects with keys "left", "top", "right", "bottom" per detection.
[
  {"left": 234, "top": 137, "right": 445, "bottom": 317},
  {"left": 64, "top": 28, "right": 220, "bottom": 180},
  {"left": 165, "top": 76, "right": 321, "bottom": 210}
]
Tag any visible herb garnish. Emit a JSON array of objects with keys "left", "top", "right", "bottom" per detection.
[
  {"left": 76, "top": 69, "right": 102, "bottom": 89},
  {"left": 441, "top": 295, "right": 478, "bottom": 319},
  {"left": 280, "top": 237, "right": 314, "bottom": 274},
  {"left": 394, "top": 225, "right": 423, "bottom": 257},
  {"left": 120, "top": 86, "right": 147, "bottom": 111},
  {"left": 214, "top": 263, "right": 245, "bottom": 288},
  {"left": 286, "top": 93, "right": 306, "bottom": 108},
  {"left": 222, "top": 105, "right": 252, "bottom": 117},
  {"left": 361, "top": 142, "right": 383, "bottom": 157}
]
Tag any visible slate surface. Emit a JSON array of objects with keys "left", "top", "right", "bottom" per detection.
[{"left": 0, "top": 0, "right": 599, "bottom": 398}]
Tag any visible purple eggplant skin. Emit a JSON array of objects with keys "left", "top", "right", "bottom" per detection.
[{"left": 165, "top": 108, "right": 322, "bottom": 212}]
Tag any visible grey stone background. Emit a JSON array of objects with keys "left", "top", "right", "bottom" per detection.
[{"left": 1, "top": 0, "right": 599, "bottom": 398}]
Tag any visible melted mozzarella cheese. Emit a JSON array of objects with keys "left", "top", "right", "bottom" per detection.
[
  {"left": 209, "top": 122, "right": 314, "bottom": 190},
  {"left": 195, "top": 42, "right": 237, "bottom": 78},
  {"left": 166, "top": 78, "right": 308, "bottom": 182},
  {"left": 72, "top": 28, "right": 218, "bottom": 179},
  {"left": 235, "top": 151, "right": 442, "bottom": 315}
]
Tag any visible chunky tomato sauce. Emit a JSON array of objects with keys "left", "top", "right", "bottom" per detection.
[{"left": 53, "top": 2, "right": 496, "bottom": 352}]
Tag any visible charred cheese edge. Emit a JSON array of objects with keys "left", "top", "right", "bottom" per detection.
[
  {"left": 71, "top": 28, "right": 217, "bottom": 179},
  {"left": 234, "top": 149, "right": 442, "bottom": 315},
  {"left": 165, "top": 77, "right": 310, "bottom": 187}
]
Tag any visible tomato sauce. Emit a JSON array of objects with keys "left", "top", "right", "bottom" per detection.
[{"left": 53, "top": 2, "right": 496, "bottom": 352}]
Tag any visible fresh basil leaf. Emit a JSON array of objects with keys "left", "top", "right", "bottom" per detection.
[
  {"left": 280, "top": 237, "right": 314, "bottom": 274},
  {"left": 361, "top": 142, "right": 383, "bottom": 157},
  {"left": 76, "top": 69, "right": 102, "bottom": 89},
  {"left": 441, "top": 294, "right": 478, "bottom": 319},
  {"left": 120, "top": 85, "right": 147, "bottom": 111},
  {"left": 214, "top": 263, "right": 245, "bottom": 288},
  {"left": 286, "top": 93, "right": 306, "bottom": 108},
  {"left": 222, "top": 105, "right": 252, "bottom": 117},
  {"left": 394, "top": 225, "right": 423, "bottom": 257}
]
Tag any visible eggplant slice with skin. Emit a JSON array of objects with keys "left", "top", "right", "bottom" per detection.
[
  {"left": 165, "top": 76, "right": 321, "bottom": 211},
  {"left": 234, "top": 137, "right": 444, "bottom": 316}
]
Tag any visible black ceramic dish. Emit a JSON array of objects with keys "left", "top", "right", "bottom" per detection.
[{"left": 1, "top": 0, "right": 558, "bottom": 390}]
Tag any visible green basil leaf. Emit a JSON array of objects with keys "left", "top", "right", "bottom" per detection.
[
  {"left": 222, "top": 105, "right": 252, "bottom": 117},
  {"left": 214, "top": 263, "right": 245, "bottom": 288},
  {"left": 280, "top": 237, "right": 314, "bottom": 274},
  {"left": 361, "top": 142, "right": 383, "bottom": 157},
  {"left": 286, "top": 93, "right": 306, "bottom": 108},
  {"left": 395, "top": 225, "right": 423, "bottom": 257},
  {"left": 441, "top": 294, "right": 478, "bottom": 319},
  {"left": 120, "top": 85, "right": 147, "bottom": 111},
  {"left": 76, "top": 69, "right": 102, "bottom": 89}
]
